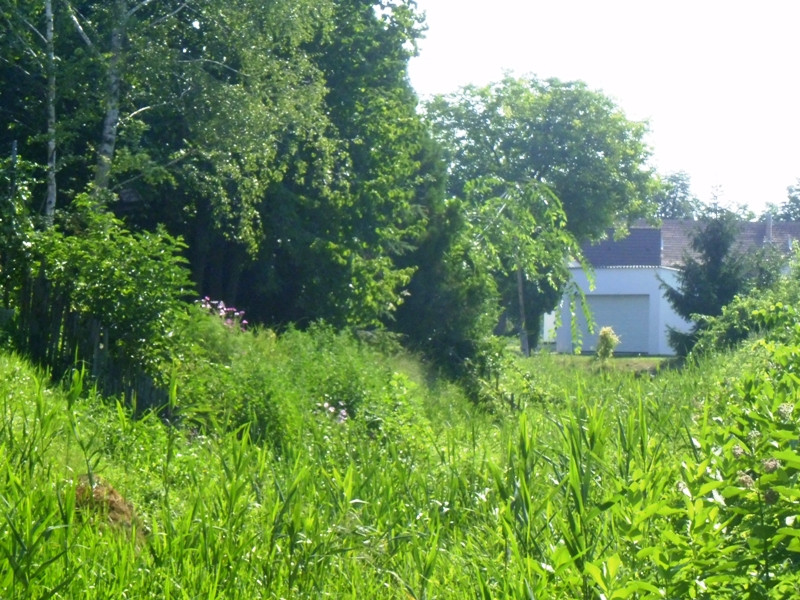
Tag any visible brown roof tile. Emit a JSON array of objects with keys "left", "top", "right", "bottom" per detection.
[{"left": 581, "top": 219, "right": 800, "bottom": 268}]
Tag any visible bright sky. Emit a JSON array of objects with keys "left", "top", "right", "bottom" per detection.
[{"left": 408, "top": 0, "right": 800, "bottom": 215}]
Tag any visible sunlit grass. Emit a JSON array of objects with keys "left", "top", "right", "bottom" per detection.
[{"left": 2, "top": 326, "right": 800, "bottom": 598}]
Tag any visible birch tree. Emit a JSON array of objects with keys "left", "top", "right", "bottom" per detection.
[
  {"left": 0, "top": 0, "right": 57, "bottom": 222},
  {"left": 43, "top": 0, "right": 56, "bottom": 223},
  {"left": 60, "top": 0, "right": 186, "bottom": 195}
]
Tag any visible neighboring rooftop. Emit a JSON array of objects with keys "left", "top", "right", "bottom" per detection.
[
  {"left": 583, "top": 218, "right": 800, "bottom": 268},
  {"left": 581, "top": 227, "right": 661, "bottom": 267}
]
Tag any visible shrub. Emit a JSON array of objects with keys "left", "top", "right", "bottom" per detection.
[
  {"left": 172, "top": 318, "right": 433, "bottom": 452},
  {"left": 595, "top": 326, "right": 620, "bottom": 362},
  {"left": 664, "top": 336, "right": 800, "bottom": 597},
  {"left": 694, "top": 248, "right": 800, "bottom": 354},
  {"left": 5, "top": 195, "right": 193, "bottom": 406},
  {"left": 1, "top": 161, "right": 197, "bottom": 401}
]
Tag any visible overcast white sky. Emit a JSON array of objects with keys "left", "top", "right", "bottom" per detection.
[{"left": 408, "top": 0, "right": 800, "bottom": 215}]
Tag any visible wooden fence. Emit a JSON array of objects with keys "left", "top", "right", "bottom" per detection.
[{"left": 14, "top": 267, "right": 168, "bottom": 411}]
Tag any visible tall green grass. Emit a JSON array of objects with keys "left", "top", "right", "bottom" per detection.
[{"left": 3, "top": 319, "right": 800, "bottom": 598}]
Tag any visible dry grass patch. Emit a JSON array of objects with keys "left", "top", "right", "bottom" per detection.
[{"left": 74, "top": 474, "right": 146, "bottom": 544}]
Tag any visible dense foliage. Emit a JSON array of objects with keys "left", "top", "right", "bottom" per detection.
[
  {"left": 17, "top": 197, "right": 191, "bottom": 380},
  {"left": 692, "top": 245, "right": 800, "bottom": 353},
  {"left": 425, "top": 76, "right": 656, "bottom": 349},
  {"left": 4, "top": 289, "right": 800, "bottom": 597},
  {"left": 662, "top": 205, "right": 784, "bottom": 355},
  {"left": 0, "top": 1, "right": 664, "bottom": 381},
  {"left": 0, "top": 0, "right": 432, "bottom": 330},
  {"left": 4, "top": 3, "right": 800, "bottom": 597},
  {"left": 426, "top": 76, "right": 656, "bottom": 243}
]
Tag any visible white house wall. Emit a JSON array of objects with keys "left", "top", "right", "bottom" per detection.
[{"left": 554, "top": 266, "right": 692, "bottom": 356}]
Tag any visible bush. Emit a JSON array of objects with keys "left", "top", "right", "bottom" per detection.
[
  {"left": 172, "top": 318, "right": 432, "bottom": 452},
  {"left": 694, "top": 248, "right": 800, "bottom": 354},
  {"left": 665, "top": 335, "right": 800, "bottom": 597},
  {"left": 595, "top": 326, "right": 620, "bottom": 362},
  {"left": 24, "top": 198, "right": 192, "bottom": 379}
]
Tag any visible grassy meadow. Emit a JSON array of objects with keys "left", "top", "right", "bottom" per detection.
[{"left": 2, "top": 317, "right": 800, "bottom": 599}]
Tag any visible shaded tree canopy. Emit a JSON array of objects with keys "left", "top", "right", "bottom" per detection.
[
  {"left": 0, "top": 0, "right": 441, "bottom": 330},
  {"left": 1, "top": 3, "right": 673, "bottom": 379}
]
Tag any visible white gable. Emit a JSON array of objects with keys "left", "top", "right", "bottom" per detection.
[{"left": 554, "top": 266, "right": 693, "bottom": 356}]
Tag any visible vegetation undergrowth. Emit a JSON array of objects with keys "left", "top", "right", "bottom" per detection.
[
  {"left": 4, "top": 297, "right": 800, "bottom": 598},
  {"left": 4, "top": 1, "right": 800, "bottom": 596}
]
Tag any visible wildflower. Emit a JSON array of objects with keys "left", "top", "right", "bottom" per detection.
[
  {"left": 778, "top": 403, "right": 794, "bottom": 422},
  {"left": 475, "top": 488, "right": 491, "bottom": 503},
  {"left": 762, "top": 458, "right": 781, "bottom": 474},
  {"left": 737, "top": 471, "right": 755, "bottom": 489},
  {"left": 747, "top": 429, "right": 762, "bottom": 446},
  {"left": 732, "top": 445, "right": 745, "bottom": 458},
  {"left": 764, "top": 488, "right": 779, "bottom": 505}
]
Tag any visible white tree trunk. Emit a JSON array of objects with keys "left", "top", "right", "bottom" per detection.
[
  {"left": 44, "top": 0, "right": 57, "bottom": 224},
  {"left": 93, "top": 0, "right": 125, "bottom": 194}
]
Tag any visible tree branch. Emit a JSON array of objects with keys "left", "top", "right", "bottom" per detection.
[
  {"left": 110, "top": 151, "right": 192, "bottom": 191},
  {"left": 1, "top": 15, "right": 43, "bottom": 67},
  {"left": 123, "top": 105, "right": 155, "bottom": 121},
  {"left": 126, "top": 0, "right": 158, "bottom": 19},
  {"left": 61, "top": 0, "right": 97, "bottom": 52},
  {"left": 178, "top": 58, "right": 248, "bottom": 77},
  {"left": 150, "top": 2, "right": 191, "bottom": 27},
  {"left": 19, "top": 16, "right": 47, "bottom": 45}
]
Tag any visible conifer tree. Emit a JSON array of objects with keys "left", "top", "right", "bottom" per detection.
[{"left": 662, "top": 206, "right": 747, "bottom": 354}]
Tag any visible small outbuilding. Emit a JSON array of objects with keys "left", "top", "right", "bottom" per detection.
[{"left": 552, "top": 219, "right": 800, "bottom": 356}]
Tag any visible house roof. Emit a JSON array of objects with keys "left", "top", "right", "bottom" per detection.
[
  {"left": 583, "top": 218, "right": 800, "bottom": 268},
  {"left": 659, "top": 220, "right": 694, "bottom": 267},
  {"left": 581, "top": 227, "right": 662, "bottom": 267},
  {"left": 736, "top": 220, "right": 800, "bottom": 254}
]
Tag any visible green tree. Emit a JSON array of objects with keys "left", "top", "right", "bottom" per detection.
[
  {"left": 395, "top": 200, "right": 502, "bottom": 378},
  {"left": 465, "top": 177, "right": 577, "bottom": 355},
  {"left": 232, "top": 0, "right": 435, "bottom": 328},
  {"left": 156, "top": 0, "right": 337, "bottom": 303},
  {"left": 652, "top": 171, "right": 701, "bottom": 220},
  {"left": 427, "top": 76, "right": 656, "bottom": 242},
  {"left": 1, "top": 0, "right": 337, "bottom": 268},
  {"left": 0, "top": 0, "right": 190, "bottom": 209},
  {"left": 425, "top": 76, "right": 656, "bottom": 348},
  {"left": 0, "top": 0, "right": 449, "bottom": 333},
  {"left": 661, "top": 205, "right": 750, "bottom": 354},
  {"left": 0, "top": 0, "right": 498, "bottom": 362},
  {"left": 761, "top": 178, "right": 800, "bottom": 221},
  {"left": 390, "top": 134, "right": 498, "bottom": 374}
]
